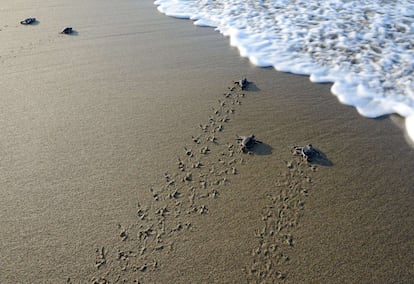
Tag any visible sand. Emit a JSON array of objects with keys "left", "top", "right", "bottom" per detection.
[{"left": 1, "top": 0, "right": 413, "bottom": 283}]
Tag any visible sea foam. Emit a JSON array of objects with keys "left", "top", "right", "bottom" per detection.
[{"left": 154, "top": 0, "right": 414, "bottom": 143}]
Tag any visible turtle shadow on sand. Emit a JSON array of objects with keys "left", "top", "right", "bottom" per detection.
[
  {"left": 308, "top": 148, "right": 333, "bottom": 166},
  {"left": 250, "top": 142, "right": 273, "bottom": 155},
  {"left": 244, "top": 81, "right": 260, "bottom": 92},
  {"left": 292, "top": 144, "right": 333, "bottom": 166},
  {"left": 237, "top": 134, "right": 272, "bottom": 155},
  {"left": 67, "top": 30, "right": 79, "bottom": 36},
  {"left": 26, "top": 20, "right": 40, "bottom": 26}
]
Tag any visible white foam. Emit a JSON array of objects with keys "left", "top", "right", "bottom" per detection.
[{"left": 154, "top": 0, "right": 414, "bottom": 143}]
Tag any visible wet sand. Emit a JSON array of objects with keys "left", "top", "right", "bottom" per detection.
[{"left": 1, "top": 0, "right": 413, "bottom": 283}]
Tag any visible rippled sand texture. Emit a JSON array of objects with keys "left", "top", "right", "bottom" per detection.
[
  {"left": 1, "top": 0, "right": 414, "bottom": 283},
  {"left": 88, "top": 82, "right": 255, "bottom": 282},
  {"left": 85, "top": 81, "right": 323, "bottom": 283}
]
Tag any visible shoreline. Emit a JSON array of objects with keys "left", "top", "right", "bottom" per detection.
[
  {"left": 154, "top": 0, "right": 414, "bottom": 146},
  {"left": 1, "top": 0, "right": 413, "bottom": 283}
]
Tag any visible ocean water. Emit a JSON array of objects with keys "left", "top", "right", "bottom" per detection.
[{"left": 154, "top": 0, "right": 414, "bottom": 143}]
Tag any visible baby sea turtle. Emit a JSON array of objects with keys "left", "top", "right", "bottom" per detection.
[
  {"left": 20, "top": 18, "right": 36, "bottom": 25},
  {"left": 61, "top": 27, "right": 73, "bottom": 34},
  {"left": 235, "top": 78, "right": 248, "bottom": 90},
  {"left": 236, "top": 134, "right": 261, "bottom": 153},
  {"left": 291, "top": 144, "right": 319, "bottom": 162}
]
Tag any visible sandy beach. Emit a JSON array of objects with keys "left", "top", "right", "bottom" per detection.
[{"left": 1, "top": 0, "right": 413, "bottom": 283}]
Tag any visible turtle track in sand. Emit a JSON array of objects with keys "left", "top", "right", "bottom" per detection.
[
  {"left": 78, "top": 80, "right": 319, "bottom": 284},
  {"left": 246, "top": 159, "right": 316, "bottom": 283}
]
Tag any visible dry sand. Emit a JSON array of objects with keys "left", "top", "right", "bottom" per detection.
[{"left": 1, "top": 0, "right": 413, "bottom": 283}]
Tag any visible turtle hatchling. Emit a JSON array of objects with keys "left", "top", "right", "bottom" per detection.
[
  {"left": 61, "top": 27, "right": 73, "bottom": 34},
  {"left": 291, "top": 144, "right": 319, "bottom": 162},
  {"left": 20, "top": 18, "right": 36, "bottom": 25},
  {"left": 236, "top": 134, "right": 261, "bottom": 153},
  {"left": 235, "top": 77, "right": 249, "bottom": 90}
]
